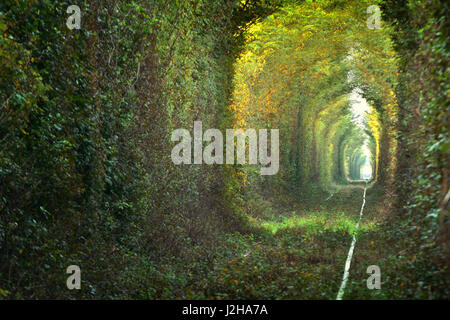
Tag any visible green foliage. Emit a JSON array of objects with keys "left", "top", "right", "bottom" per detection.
[
  {"left": 0, "top": 0, "right": 247, "bottom": 299},
  {"left": 0, "top": 0, "right": 447, "bottom": 300},
  {"left": 382, "top": 0, "right": 450, "bottom": 298},
  {"left": 229, "top": 0, "right": 396, "bottom": 199}
]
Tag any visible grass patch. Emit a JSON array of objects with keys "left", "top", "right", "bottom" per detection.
[{"left": 253, "top": 210, "right": 372, "bottom": 236}]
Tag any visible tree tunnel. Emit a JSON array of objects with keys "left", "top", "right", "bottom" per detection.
[
  {"left": 3, "top": 0, "right": 446, "bottom": 301},
  {"left": 229, "top": 0, "right": 397, "bottom": 196}
]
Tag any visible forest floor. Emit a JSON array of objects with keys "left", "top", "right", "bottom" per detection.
[
  {"left": 181, "top": 184, "right": 397, "bottom": 299},
  {"left": 144, "top": 183, "right": 428, "bottom": 300}
]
